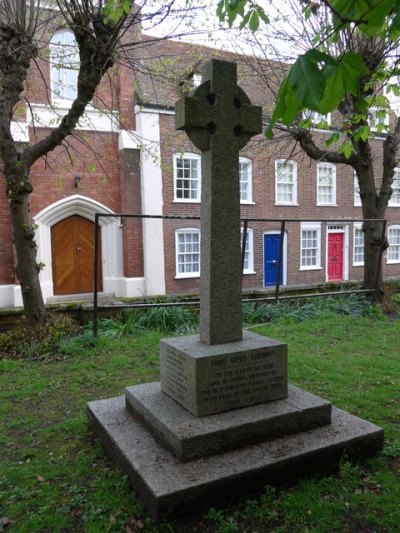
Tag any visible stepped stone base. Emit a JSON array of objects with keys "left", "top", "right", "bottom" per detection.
[
  {"left": 87, "top": 385, "right": 384, "bottom": 521},
  {"left": 125, "top": 383, "right": 331, "bottom": 461}
]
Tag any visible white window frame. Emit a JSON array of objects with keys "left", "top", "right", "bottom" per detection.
[
  {"left": 239, "top": 157, "right": 253, "bottom": 204},
  {"left": 300, "top": 222, "right": 321, "bottom": 270},
  {"left": 173, "top": 153, "right": 201, "bottom": 202},
  {"left": 369, "top": 107, "right": 389, "bottom": 133},
  {"left": 354, "top": 174, "right": 362, "bottom": 207},
  {"left": 50, "top": 30, "right": 79, "bottom": 106},
  {"left": 240, "top": 227, "right": 255, "bottom": 274},
  {"left": 353, "top": 223, "right": 364, "bottom": 266},
  {"left": 317, "top": 163, "right": 337, "bottom": 206},
  {"left": 175, "top": 228, "right": 201, "bottom": 278},
  {"left": 303, "top": 110, "right": 331, "bottom": 127},
  {"left": 387, "top": 225, "right": 400, "bottom": 264},
  {"left": 388, "top": 168, "right": 400, "bottom": 206},
  {"left": 275, "top": 159, "right": 298, "bottom": 206},
  {"left": 192, "top": 73, "right": 202, "bottom": 87}
]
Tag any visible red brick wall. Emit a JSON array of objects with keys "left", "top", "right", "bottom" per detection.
[
  {"left": 120, "top": 148, "right": 144, "bottom": 277},
  {"left": 158, "top": 116, "right": 400, "bottom": 295}
]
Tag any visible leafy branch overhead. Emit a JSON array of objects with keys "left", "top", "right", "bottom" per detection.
[{"left": 217, "top": 0, "right": 400, "bottom": 136}]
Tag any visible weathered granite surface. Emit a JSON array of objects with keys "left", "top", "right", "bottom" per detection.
[
  {"left": 160, "top": 330, "right": 288, "bottom": 416},
  {"left": 125, "top": 382, "right": 331, "bottom": 461},
  {"left": 176, "top": 59, "right": 262, "bottom": 345},
  {"left": 87, "top": 395, "right": 384, "bottom": 521}
]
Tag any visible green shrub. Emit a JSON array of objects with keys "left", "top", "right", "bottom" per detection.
[
  {"left": 139, "top": 305, "right": 198, "bottom": 334},
  {"left": 243, "top": 294, "right": 374, "bottom": 326},
  {"left": 91, "top": 306, "right": 199, "bottom": 338},
  {"left": 0, "top": 313, "right": 79, "bottom": 360}
]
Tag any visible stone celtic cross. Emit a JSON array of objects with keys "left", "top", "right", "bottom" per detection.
[{"left": 176, "top": 59, "right": 262, "bottom": 345}]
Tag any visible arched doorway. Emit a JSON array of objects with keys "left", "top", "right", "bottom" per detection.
[{"left": 51, "top": 215, "right": 102, "bottom": 295}]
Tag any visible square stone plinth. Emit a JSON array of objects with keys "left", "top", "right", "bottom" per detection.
[
  {"left": 125, "top": 382, "right": 331, "bottom": 461},
  {"left": 160, "top": 330, "right": 287, "bottom": 416},
  {"left": 87, "top": 396, "right": 384, "bottom": 521}
]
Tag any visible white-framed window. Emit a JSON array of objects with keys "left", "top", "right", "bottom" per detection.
[
  {"left": 173, "top": 153, "right": 201, "bottom": 202},
  {"left": 175, "top": 228, "right": 201, "bottom": 277},
  {"left": 239, "top": 157, "right": 253, "bottom": 203},
  {"left": 192, "top": 73, "right": 202, "bottom": 87},
  {"left": 300, "top": 223, "right": 321, "bottom": 270},
  {"left": 388, "top": 168, "right": 400, "bottom": 206},
  {"left": 317, "top": 163, "right": 336, "bottom": 205},
  {"left": 369, "top": 107, "right": 389, "bottom": 133},
  {"left": 50, "top": 30, "right": 79, "bottom": 104},
  {"left": 240, "top": 227, "right": 254, "bottom": 274},
  {"left": 387, "top": 225, "right": 400, "bottom": 263},
  {"left": 353, "top": 223, "right": 364, "bottom": 266},
  {"left": 354, "top": 175, "right": 362, "bottom": 206},
  {"left": 275, "top": 160, "right": 297, "bottom": 205},
  {"left": 303, "top": 110, "right": 331, "bottom": 126}
]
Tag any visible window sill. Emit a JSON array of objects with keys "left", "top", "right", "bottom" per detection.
[
  {"left": 387, "top": 260, "right": 400, "bottom": 264},
  {"left": 175, "top": 274, "right": 200, "bottom": 279},
  {"left": 243, "top": 270, "right": 256, "bottom": 275},
  {"left": 275, "top": 202, "right": 299, "bottom": 207},
  {"left": 299, "top": 266, "right": 322, "bottom": 271},
  {"left": 387, "top": 204, "right": 400, "bottom": 208},
  {"left": 352, "top": 262, "right": 364, "bottom": 267},
  {"left": 316, "top": 203, "right": 338, "bottom": 207},
  {"left": 240, "top": 201, "right": 255, "bottom": 205},
  {"left": 173, "top": 199, "right": 201, "bottom": 204}
]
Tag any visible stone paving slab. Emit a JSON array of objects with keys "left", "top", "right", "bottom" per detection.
[
  {"left": 125, "top": 382, "right": 331, "bottom": 461},
  {"left": 87, "top": 395, "right": 384, "bottom": 521}
]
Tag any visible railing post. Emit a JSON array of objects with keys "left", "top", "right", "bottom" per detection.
[
  {"left": 275, "top": 220, "right": 285, "bottom": 301},
  {"left": 93, "top": 213, "right": 100, "bottom": 337}
]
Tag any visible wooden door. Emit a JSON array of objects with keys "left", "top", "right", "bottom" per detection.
[
  {"left": 51, "top": 215, "right": 102, "bottom": 295},
  {"left": 327, "top": 233, "right": 344, "bottom": 281}
]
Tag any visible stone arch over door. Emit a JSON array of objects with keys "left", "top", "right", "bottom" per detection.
[{"left": 34, "top": 195, "right": 122, "bottom": 301}]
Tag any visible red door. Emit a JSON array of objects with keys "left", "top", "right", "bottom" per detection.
[
  {"left": 51, "top": 215, "right": 102, "bottom": 295},
  {"left": 328, "top": 233, "right": 343, "bottom": 281}
]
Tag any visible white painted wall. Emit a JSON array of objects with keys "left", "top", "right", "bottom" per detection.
[{"left": 134, "top": 107, "right": 166, "bottom": 296}]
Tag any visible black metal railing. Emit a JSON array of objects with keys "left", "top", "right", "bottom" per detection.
[{"left": 92, "top": 214, "right": 386, "bottom": 336}]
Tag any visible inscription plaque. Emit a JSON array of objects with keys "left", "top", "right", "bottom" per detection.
[{"left": 160, "top": 331, "right": 288, "bottom": 416}]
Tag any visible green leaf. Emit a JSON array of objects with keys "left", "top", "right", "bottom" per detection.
[
  {"left": 354, "top": 125, "right": 370, "bottom": 142},
  {"left": 267, "top": 76, "right": 302, "bottom": 131},
  {"left": 325, "top": 132, "right": 340, "bottom": 147},
  {"left": 340, "top": 52, "right": 369, "bottom": 95},
  {"left": 288, "top": 55, "right": 325, "bottom": 109},
  {"left": 249, "top": 10, "right": 260, "bottom": 31},
  {"left": 256, "top": 5, "right": 269, "bottom": 24},
  {"left": 306, "top": 49, "right": 337, "bottom": 67},
  {"left": 339, "top": 140, "right": 354, "bottom": 159},
  {"left": 318, "top": 65, "right": 345, "bottom": 113},
  {"left": 239, "top": 11, "right": 251, "bottom": 29}
]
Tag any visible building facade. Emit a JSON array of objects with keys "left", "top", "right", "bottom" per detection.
[{"left": 0, "top": 35, "right": 399, "bottom": 309}]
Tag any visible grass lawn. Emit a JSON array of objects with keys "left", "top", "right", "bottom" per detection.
[{"left": 1, "top": 314, "right": 399, "bottom": 532}]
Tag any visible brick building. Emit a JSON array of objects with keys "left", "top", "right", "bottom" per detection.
[{"left": 0, "top": 34, "right": 399, "bottom": 309}]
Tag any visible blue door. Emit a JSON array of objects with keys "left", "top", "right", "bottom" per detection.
[{"left": 264, "top": 234, "right": 283, "bottom": 286}]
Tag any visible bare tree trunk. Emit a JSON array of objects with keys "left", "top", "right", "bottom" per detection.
[
  {"left": 10, "top": 190, "right": 46, "bottom": 325},
  {"left": 6, "top": 161, "right": 46, "bottom": 325},
  {"left": 363, "top": 221, "right": 384, "bottom": 301},
  {"left": 358, "top": 163, "right": 386, "bottom": 302}
]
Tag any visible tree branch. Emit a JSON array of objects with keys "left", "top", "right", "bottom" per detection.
[{"left": 290, "top": 127, "right": 358, "bottom": 166}]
